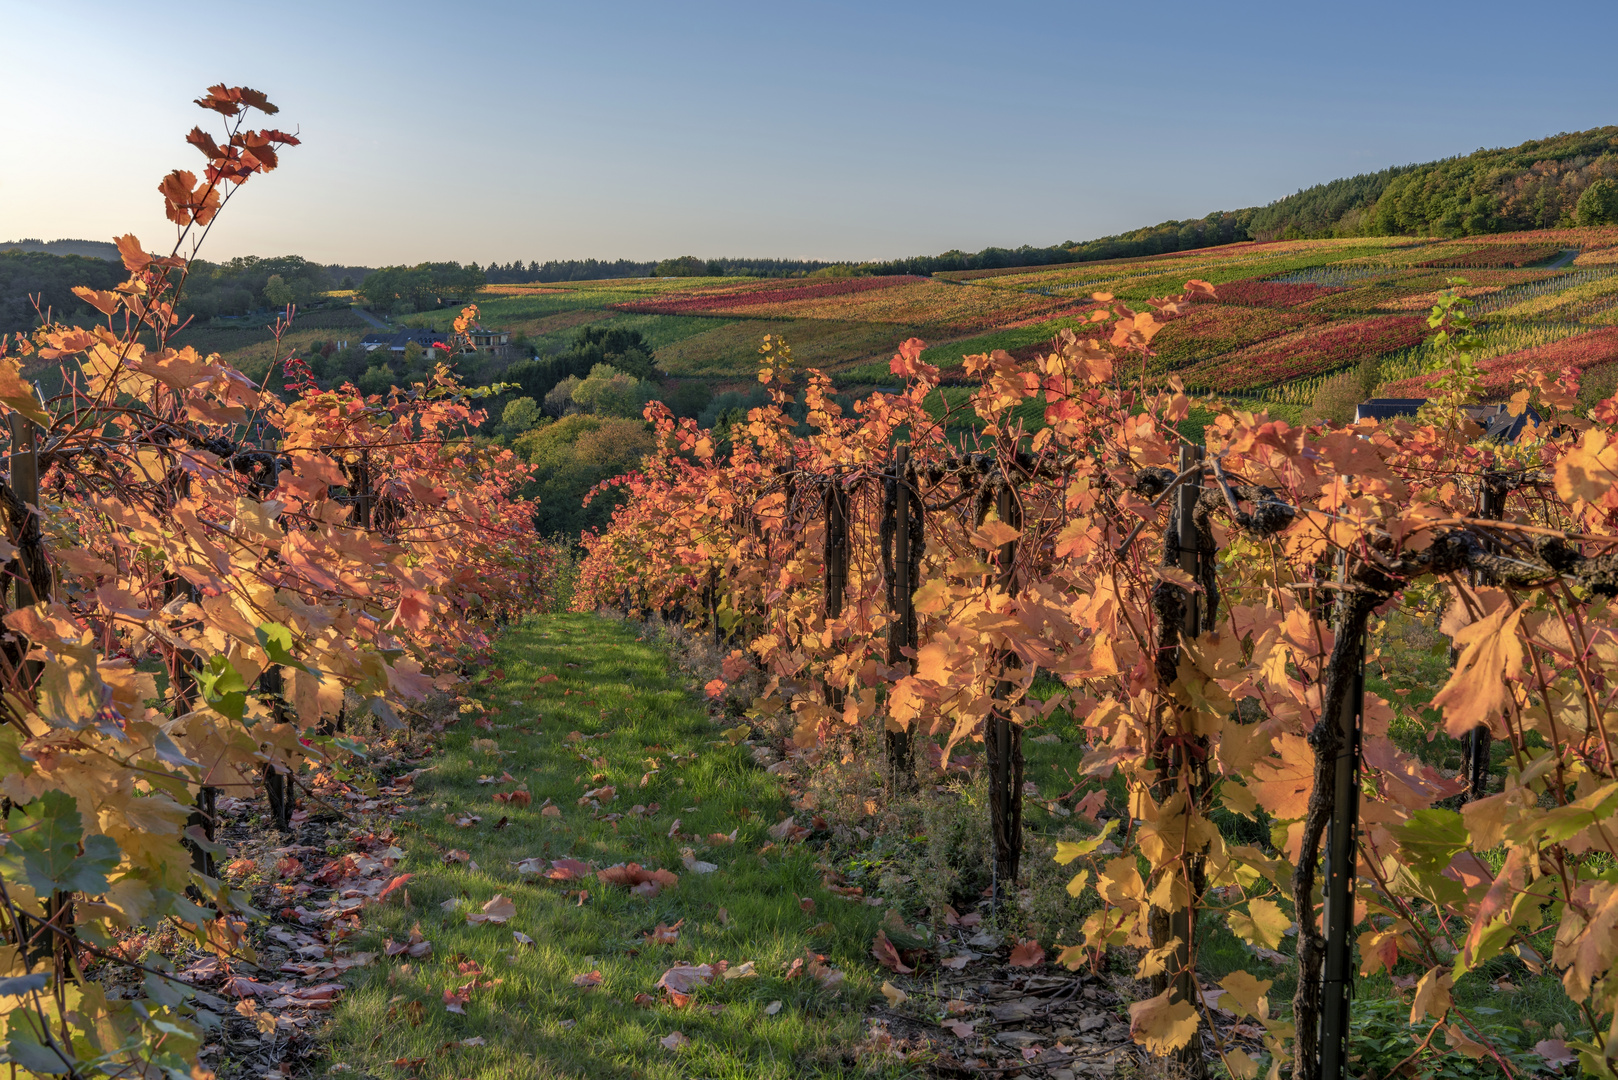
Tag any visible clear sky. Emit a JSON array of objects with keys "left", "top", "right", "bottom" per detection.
[{"left": 4, "top": 0, "right": 1616, "bottom": 267}]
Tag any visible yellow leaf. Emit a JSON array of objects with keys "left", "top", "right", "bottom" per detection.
[
  {"left": 1555, "top": 428, "right": 1618, "bottom": 504},
  {"left": 1409, "top": 966, "right": 1452, "bottom": 1024},
  {"left": 886, "top": 677, "right": 923, "bottom": 731},
  {"left": 911, "top": 579, "right": 948, "bottom": 615},
  {"left": 1224, "top": 1048, "right": 1259, "bottom": 1079},
  {"left": 1218, "top": 970, "right": 1271, "bottom": 1019},
  {"left": 1228, "top": 898, "right": 1290, "bottom": 951},
  {"left": 1065, "top": 869, "right": 1090, "bottom": 899},
  {"left": 1430, "top": 602, "right": 1524, "bottom": 737},
  {"left": 914, "top": 642, "right": 950, "bottom": 685},
  {"left": 1054, "top": 819, "right": 1118, "bottom": 864},
  {"left": 1137, "top": 936, "right": 1183, "bottom": 978},
  {"left": 1220, "top": 781, "right": 1259, "bottom": 820},
  {"left": 1128, "top": 988, "right": 1198, "bottom": 1054},
  {"left": 1248, "top": 734, "right": 1313, "bottom": 820},
  {"left": 1444, "top": 1023, "right": 1489, "bottom": 1059},
  {"left": 971, "top": 519, "right": 1021, "bottom": 551},
  {"left": 880, "top": 980, "right": 907, "bottom": 1006}
]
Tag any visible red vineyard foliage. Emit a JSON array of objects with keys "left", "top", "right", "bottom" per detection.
[
  {"left": 1418, "top": 242, "right": 1564, "bottom": 268},
  {"left": 1177, "top": 314, "right": 1429, "bottom": 391},
  {"left": 1379, "top": 326, "right": 1618, "bottom": 397},
  {"left": 614, "top": 275, "right": 925, "bottom": 315}
]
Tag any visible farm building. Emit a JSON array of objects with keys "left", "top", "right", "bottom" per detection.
[{"left": 361, "top": 329, "right": 450, "bottom": 354}]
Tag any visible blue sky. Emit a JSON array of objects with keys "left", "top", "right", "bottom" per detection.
[{"left": 3, "top": 0, "right": 1616, "bottom": 266}]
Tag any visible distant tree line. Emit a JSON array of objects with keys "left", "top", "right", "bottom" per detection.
[
  {"left": 0, "top": 251, "right": 377, "bottom": 334},
  {"left": 357, "top": 262, "right": 486, "bottom": 315},
  {"left": 0, "top": 252, "right": 126, "bottom": 335},
  {"left": 483, "top": 255, "right": 842, "bottom": 283}
]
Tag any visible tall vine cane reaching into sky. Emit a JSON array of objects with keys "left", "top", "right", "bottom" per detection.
[
  {"left": 579, "top": 276, "right": 1618, "bottom": 1078},
  {"left": 0, "top": 88, "right": 551, "bottom": 1076}
]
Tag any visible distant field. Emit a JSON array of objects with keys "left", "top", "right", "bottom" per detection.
[{"left": 168, "top": 228, "right": 1618, "bottom": 405}]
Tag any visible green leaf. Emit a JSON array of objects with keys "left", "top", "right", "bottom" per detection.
[
  {"left": 1392, "top": 808, "right": 1468, "bottom": 873},
  {"left": 192, "top": 655, "right": 248, "bottom": 723},
  {"left": 255, "top": 622, "right": 313, "bottom": 675},
  {"left": 0, "top": 973, "right": 47, "bottom": 996},
  {"left": 0, "top": 791, "right": 121, "bottom": 895},
  {"left": 4, "top": 1009, "right": 73, "bottom": 1074}
]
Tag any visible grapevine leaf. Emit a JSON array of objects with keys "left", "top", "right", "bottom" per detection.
[
  {"left": 256, "top": 622, "right": 313, "bottom": 674},
  {"left": 0, "top": 791, "right": 122, "bottom": 896}
]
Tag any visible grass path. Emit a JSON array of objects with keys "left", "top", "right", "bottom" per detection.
[{"left": 325, "top": 613, "right": 904, "bottom": 1080}]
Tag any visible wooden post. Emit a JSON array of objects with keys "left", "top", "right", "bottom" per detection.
[
  {"left": 823, "top": 477, "right": 849, "bottom": 709},
  {"left": 885, "top": 445, "right": 916, "bottom": 795},
  {"left": 1167, "top": 444, "right": 1204, "bottom": 1039},
  {"left": 987, "top": 480, "right": 1024, "bottom": 899},
  {"left": 7, "top": 414, "right": 48, "bottom": 607},
  {"left": 1318, "top": 565, "right": 1369, "bottom": 1080},
  {"left": 1463, "top": 475, "right": 1505, "bottom": 801}
]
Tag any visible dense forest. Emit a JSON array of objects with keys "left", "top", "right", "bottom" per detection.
[{"left": 0, "top": 249, "right": 372, "bottom": 334}]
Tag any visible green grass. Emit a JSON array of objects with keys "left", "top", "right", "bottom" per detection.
[{"left": 325, "top": 614, "right": 909, "bottom": 1080}]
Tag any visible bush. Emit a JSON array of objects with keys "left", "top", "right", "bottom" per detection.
[
  {"left": 513, "top": 414, "right": 656, "bottom": 536},
  {"left": 497, "top": 396, "right": 542, "bottom": 438},
  {"left": 1577, "top": 178, "right": 1618, "bottom": 227}
]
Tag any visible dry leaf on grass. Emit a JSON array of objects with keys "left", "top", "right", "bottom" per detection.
[
  {"left": 680, "top": 848, "right": 718, "bottom": 873},
  {"left": 383, "top": 924, "right": 432, "bottom": 959},
  {"left": 660, "top": 1031, "right": 689, "bottom": 1050},
  {"left": 871, "top": 931, "right": 913, "bottom": 974},
  {"left": 466, "top": 895, "right": 516, "bottom": 925},
  {"left": 644, "top": 920, "right": 683, "bottom": 945}
]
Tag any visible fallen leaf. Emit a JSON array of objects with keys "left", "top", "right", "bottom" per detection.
[
  {"left": 680, "top": 848, "right": 718, "bottom": 874},
  {"left": 656, "top": 964, "right": 714, "bottom": 998},
  {"left": 645, "top": 920, "right": 684, "bottom": 946},
  {"left": 660, "top": 1031, "right": 689, "bottom": 1051},
  {"left": 545, "top": 858, "right": 592, "bottom": 881},
  {"left": 871, "top": 931, "right": 913, "bottom": 974},
  {"left": 1535, "top": 1039, "right": 1577, "bottom": 1067},
  {"left": 513, "top": 931, "right": 534, "bottom": 947},
  {"left": 764, "top": 1000, "right": 783, "bottom": 1015},
  {"left": 466, "top": 895, "right": 517, "bottom": 925},
  {"left": 572, "top": 970, "right": 603, "bottom": 988},
  {"left": 1008, "top": 939, "right": 1046, "bottom": 968},
  {"left": 880, "top": 980, "right": 908, "bottom": 1006}
]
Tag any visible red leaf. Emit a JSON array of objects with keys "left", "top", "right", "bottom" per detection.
[
  {"left": 1008, "top": 939, "right": 1046, "bottom": 968},
  {"left": 378, "top": 874, "right": 413, "bottom": 903},
  {"left": 871, "top": 931, "right": 913, "bottom": 974}
]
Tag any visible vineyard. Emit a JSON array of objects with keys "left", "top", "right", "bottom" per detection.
[
  {"left": 15, "top": 82, "right": 1618, "bottom": 1080},
  {"left": 571, "top": 293, "right": 1618, "bottom": 1079},
  {"left": 0, "top": 88, "right": 552, "bottom": 1077}
]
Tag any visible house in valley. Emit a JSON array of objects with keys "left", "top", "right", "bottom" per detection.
[{"left": 361, "top": 329, "right": 450, "bottom": 355}]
